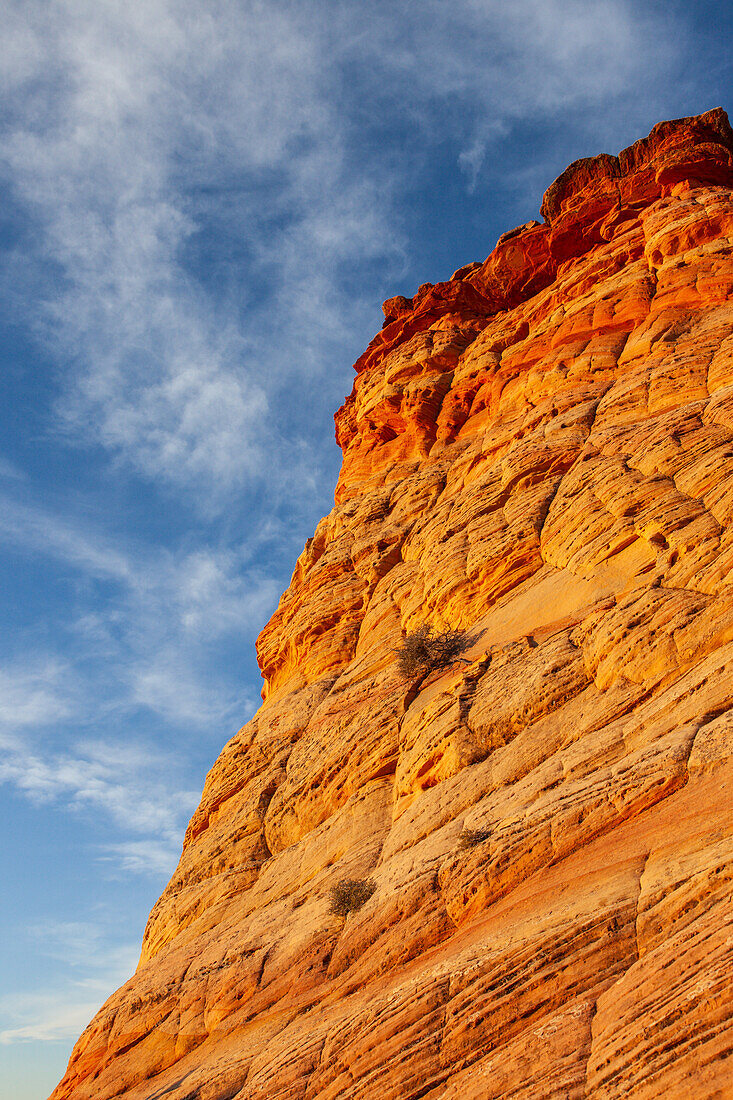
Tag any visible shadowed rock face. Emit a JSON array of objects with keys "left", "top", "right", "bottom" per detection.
[{"left": 52, "top": 109, "right": 733, "bottom": 1100}]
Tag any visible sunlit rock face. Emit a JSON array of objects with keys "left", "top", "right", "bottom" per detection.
[{"left": 52, "top": 109, "right": 733, "bottom": 1100}]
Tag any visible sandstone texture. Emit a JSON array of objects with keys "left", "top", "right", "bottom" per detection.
[{"left": 52, "top": 109, "right": 733, "bottom": 1099}]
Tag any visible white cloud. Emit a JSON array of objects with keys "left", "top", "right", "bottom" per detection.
[
  {"left": 0, "top": 491, "right": 275, "bottom": 726},
  {"left": 346, "top": 0, "right": 679, "bottom": 188},
  {"left": 0, "top": 496, "right": 263, "bottom": 865},
  {"left": 99, "top": 839, "right": 185, "bottom": 877},
  {"left": 0, "top": 926, "right": 138, "bottom": 1044},
  {"left": 0, "top": 496, "right": 132, "bottom": 581},
  {"left": 126, "top": 647, "right": 240, "bottom": 727},
  {"left": 156, "top": 547, "right": 280, "bottom": 640},
  {"left": 0, "top": 1, "right": 681, "bottom": 508},
  {"left": 26, "top": 921, "right": 104, "bottom": 963},
  {"left": 417, "top": 0, "right": 670, "bottom": 106},
  {"left": 25, "top": 921, "right": 136, "bottom": 970},
  {"left": 0, "top": 994, "right": 113, "bottom": 1045},
  {"left": 1, "top": 490, "right": 279, "bottom": 639},
  {"left": 0, "top": 661, "right": 73, "bottom": 744},
  {"left": 0, "top": 0, "right": 397, "bottom": 506},
  {"left": 0, "top": 735, "right": 199, "bottom": 843}
]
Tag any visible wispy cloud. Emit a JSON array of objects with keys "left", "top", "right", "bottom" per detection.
[
  {"left": 0, "top": 0, "right": 397, "bottom": 507},
  {"left": 0, "top": 923, "right": 138, "bottom": 1044},
  {"left": 359, "top": 0, "right": 680, "bottom": 196},
  {"left": 0, "top": 496, "right": 132, "bottom": 581},
  {"left": 100, "top": 838, "right": 187, "bottom": 877},
  {"left": 0, "top": 491, "right": 276, "bottom": 724},
  {"left": 0, "top": 734, "right": 198, "bottom": 845},
  {"left": 0, "top": 495, "right": 266, "bottom": 866},
  {"left": 24, "top": 921, "right": 136, "bottom": 970},
  {"left": 0, "top": 1, "right": 682, "bottom": 509},
  {"left": 0, "top": 660, "right": 74, "bottom": 750},
  {"left": 0, "top": 993, "right": 114, "bottom": 1045}
]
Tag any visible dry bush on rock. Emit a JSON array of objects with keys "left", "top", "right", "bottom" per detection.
[
  {"left": 396, "top": 624, "right": 470, "bottom": 680},
  {"left": 459, "top": 828, "right": 492, "bottom": 849},
  {"left": 329, "top": 878, "right": 376, "bottom": 918}
]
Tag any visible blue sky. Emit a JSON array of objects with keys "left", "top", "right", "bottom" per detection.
[{"left": 1, "top": 1, "right": 732, "bottom": 1095}]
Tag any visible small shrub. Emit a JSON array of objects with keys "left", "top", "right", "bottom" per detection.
[
  {"left": 329, "top": 877, "right": 376, "bottom": 918},
  {"left": 459, "top": 828, "right": 491, "bottom": 849},
  {"left": 396, "top": 624, "right": 470, "bottom": 680}
]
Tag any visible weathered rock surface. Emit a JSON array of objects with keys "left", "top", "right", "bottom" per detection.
[{"left": 52, "top": 109, "right": 733, "bottom": 1099}]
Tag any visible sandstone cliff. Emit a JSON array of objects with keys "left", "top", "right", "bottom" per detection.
[{"left": 52, "top": 109, "right": 733, "bottom": 1100}]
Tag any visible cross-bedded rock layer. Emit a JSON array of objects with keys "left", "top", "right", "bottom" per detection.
[{"left": 52, "top": 109, "right": 733, "bottom": 1100}]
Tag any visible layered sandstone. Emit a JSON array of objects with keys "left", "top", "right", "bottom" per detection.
[{"left": 52, "top": 109, "right": 733, "bottom": 1099}]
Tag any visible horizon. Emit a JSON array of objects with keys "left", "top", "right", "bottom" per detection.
[{"left": 2, "top": 2, "right": 733, "bottom": 1096}]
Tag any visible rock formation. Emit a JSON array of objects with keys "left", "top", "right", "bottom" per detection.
[{"left": 52, "top": 108, "right": 733, "bottom": 1099}]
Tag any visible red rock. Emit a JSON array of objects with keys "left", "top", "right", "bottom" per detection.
[{"left": 52, "top": 109, "right": 733, "bottom": 1100}]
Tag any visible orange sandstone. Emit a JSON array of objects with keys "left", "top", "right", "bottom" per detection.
[{"left": 52, "top": 109, "right": 733, "bottom": 1100}]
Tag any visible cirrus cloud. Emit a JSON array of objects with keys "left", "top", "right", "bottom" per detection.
[{"left": 0, "top": 0, "right": 682, "bottom": 508}]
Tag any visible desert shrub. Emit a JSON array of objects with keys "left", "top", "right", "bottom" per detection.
[
  {"left": 329, "top": 877, "right": 376, "bottom": 918},
  {"left": 458, "top": 828, "right": 491, "bottom": 849},
  {"left": 396, "top": 624, "right": 470, "bottom": 680}
]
